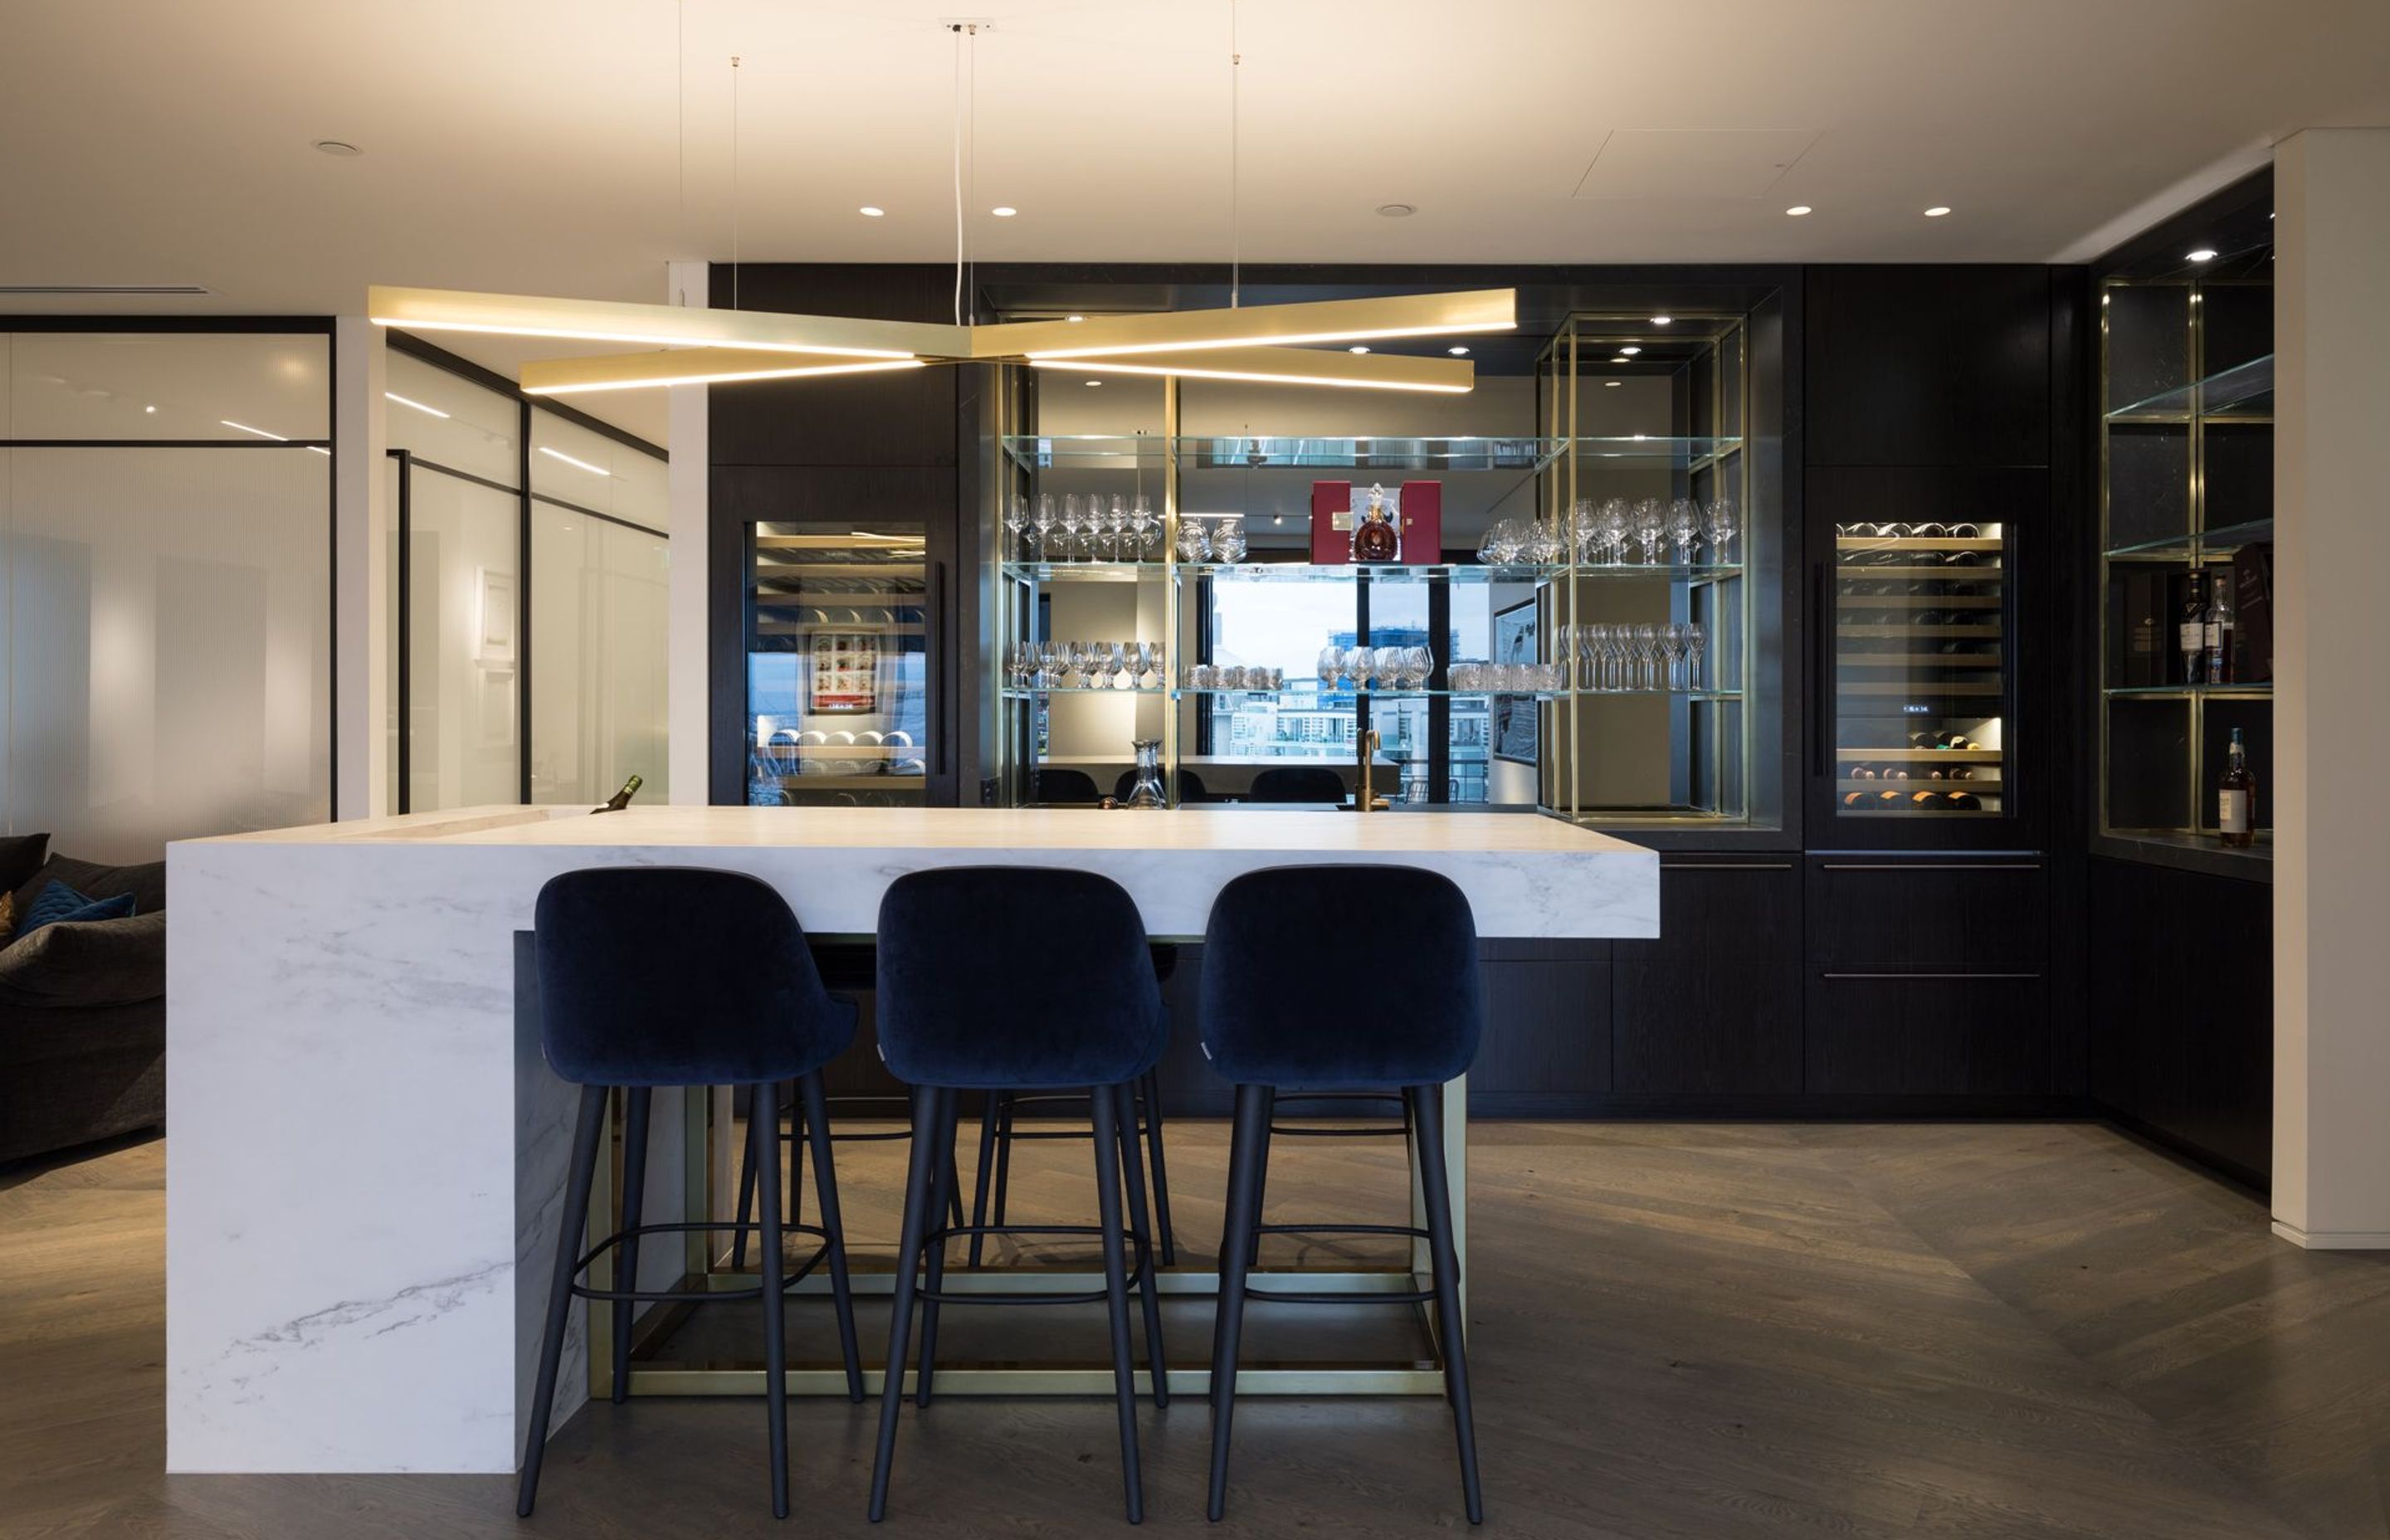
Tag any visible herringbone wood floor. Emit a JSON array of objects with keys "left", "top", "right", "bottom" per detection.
[{"left": 4, "top": 1120, "right": 2387, "bottom": 1538}]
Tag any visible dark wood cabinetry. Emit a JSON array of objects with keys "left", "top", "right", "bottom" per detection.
[
  {"left": 1612, "top": 860, "right": 1802, "bottom": 1094},
  {"left": 1806, "top": 265, "right": 2053, "bottom": 469},
  {"left": 1807, "top": 857, "right": 2047, "bottom": 970},
  {"left": 2087, "top": 856, "right": 2271, "bottom": 1185}
]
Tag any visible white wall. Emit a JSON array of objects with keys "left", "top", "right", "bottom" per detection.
[{"left": 2270, "top": 127, "right": 2390, "bottom": 1250}]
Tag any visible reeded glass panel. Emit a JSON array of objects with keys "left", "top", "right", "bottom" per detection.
[
  {"left": 405, "top": 465, "right": 520, "bottom": 811},
  {"left": 386, "top": 349, "right": 519, "bottom": 486},
  {"left": 531, "top": 506, "right": 669, "bottom": 807},
  {"left": 4, "top": 331, "right": 330, "bottom": 443},
  {"left": 2, "top": 446, "right": 330, "bottom": 860}
]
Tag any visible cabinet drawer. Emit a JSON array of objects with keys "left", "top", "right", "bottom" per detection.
[
  {"left": 1807, "top": 857, "right": 2046, "bottom": 970},
  {"left": 1805, "top": 973, "right": 2050, "bottom": 1095}
]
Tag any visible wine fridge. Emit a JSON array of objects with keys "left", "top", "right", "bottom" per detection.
[
  {"left": 743, "top": 519, "right": 944, "bottom": 807},
  {"left": 1812, "top": 466, "right": 2044, "bottom": 848}
]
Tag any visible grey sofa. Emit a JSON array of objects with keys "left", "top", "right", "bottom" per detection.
[{"left": 0, "top": 839, "right": 168, "bottom": 1165}]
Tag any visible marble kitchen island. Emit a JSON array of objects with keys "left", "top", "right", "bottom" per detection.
[{"left": 165, "top": 805, "right": 1656, "bottom": 1474}]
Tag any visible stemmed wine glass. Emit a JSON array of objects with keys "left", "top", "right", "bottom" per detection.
[
  {"left": 1067, "top": 641, "right": 1097, "bottom": 688},
  {"left": 1003, "top": 495, "right": 1029, "bottom": 560},
  {"left": 1596, "top": 498, "right": 1629, "bottom": 564},
  {"left": 1031, "top": 494, "right": 1056, "bottom": 560},
  {"left": 1401, "top": 645, "right": 1433, "bottom": 690},
  {"left": 1129, "top": 495, "right": 1158, "bottom": 559},
  {"left": 1374, "top": 646, "right": 1407, "bottom": 690},
  {"left": 1339, "top": 647, "right": 1373, "bottom": 690},
  {"left": 1059, "top": 495, "right": 1085, "bottom": 563},
  {"left": 1703, "top": 498, "right": 1739, "bottom": 564},
  {"left": 1036, "top": 639, "right": 1067, "bottom": 688},
  {"left": 1681, "top": 621, "right": 1709, "bottom": 690},
  {"left": 1317, "top": 644, "right": 1345, "bottom": 686},
  {"left": 1659, "top": 623, "right": 1688, "bottom": 690},
  {"left": 1632, "top": 499, "right": 1666, "bottom": 565},
  {"left": 1668, "top": 498, "right": 1702, "bottom": 565},
  {"left": 1214, "top": 515, "right": 1249, "bottom": 563},
  {"left": 1632, "top": 621, "right": 1663, "bottom": 688},
  {"left": 1176, "top": 518, "right": 1211, "bottom": 563},
  {"left": 1105, "top": 495, "right": 1130, "bottom": 562}
]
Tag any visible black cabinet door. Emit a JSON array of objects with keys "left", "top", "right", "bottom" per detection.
[
  {"left": 1613, "top": 860, "right": 1802, "bottom": 1094},
  {"left": 1807, "top": 856, "right": 2047, "bottom": 971},
  {"left": 2087, "top": 857, "right": 2271, "bottom": 1183},
  {"left": 1806, "top": 265, "right": 2052, "bottom": 469},
  {"left": 1807, "top": 974, "right": 2051, "bottom": 1094},
  {"left": 1472, "top": 943, "right": 1612, "bottom": 1113}
]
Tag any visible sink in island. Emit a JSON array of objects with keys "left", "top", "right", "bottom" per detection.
[{"left": 165, "top": 806, "right": 1656, "bottom": 1474}]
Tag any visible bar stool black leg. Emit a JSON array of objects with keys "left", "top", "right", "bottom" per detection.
[
  {"left": 914, "top": 1091, "right": 961, "bottom": 1409},
  {"left": 1207, "top": 1081, "right": 1273, "bottom": 1522},
  {"left": 991, "top": 1091, "right": 1016, "bottom": 1235},
  {"left": 968, "top": 1094, "right": 1000, "bottom": 1268},
  {"left": 1407, "top": 1083, "right": 1482, "bottom": 1525},
  {"left": 788, "top": 1080, "right": 804, "bottom": 1231},
  {"left": 1088, "top": 1084, "right": 1144, "bottom": 1524},
  {"left": 1111, "top": 1082, "right": 1169, "bottom": 1408},
  {"left": 869, "top": 1085, "right": 944, "bottom": 1523},
  {"left": 797, "top": 1071, "right": 866, "bottom": 1403},
  {"left": 519, "top": 1082, "right": 608, "bottom": 1517},
  {"left": 612, "top": 1086, "right": 652, "bottom": 1404},
  {"left": 1138, "top": 1069, "right": 1178, "bottom": 1266},
  {"left": 754, "top": 1081, "right": 790, "bottom": 1518},
  {"left": 731, "top": 1091, "right": 760, "bottom": 1270}
]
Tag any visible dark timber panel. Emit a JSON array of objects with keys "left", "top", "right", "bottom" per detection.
[
  {"left": 1612, "top": 860, "right": 1802, "bottom": 1094},
  {"left": 1806, "top": 265, "right": 2053, "bottom": 468}
]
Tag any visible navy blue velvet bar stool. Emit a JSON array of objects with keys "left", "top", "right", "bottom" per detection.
[
  {"left": 1199, "top": 864, "right": 1485, "bottom": 1525},
  {"left": 519, "top": 867, "right": 866, "bottom": 1520},
  {"left": 869, "top": 866, "right": 1171, "bottom": 1524}
]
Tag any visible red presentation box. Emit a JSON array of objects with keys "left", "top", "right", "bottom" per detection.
[
  {"left": 1308, "top": 480, "right": 1353, "bottom": 563},
  {"left": 1397, "top": 480, "right": 1442, "bottom": 563}
]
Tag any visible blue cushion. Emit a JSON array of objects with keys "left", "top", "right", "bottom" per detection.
[
  {"left": 876, "top": 866, "right": 1164, "bottom": 1089},
  {"left": 17, "top": 880, "right": 137, "bottom": 940},
  {"left": 1199, "top": 865, "right": 1481, "bottom": 1089},
  {"left": 533, "top": 867, "right": 856, "bottom": 1087}
]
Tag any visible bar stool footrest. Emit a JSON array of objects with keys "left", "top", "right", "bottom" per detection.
[
  {"left": 571, "top": 1219, "right": 835, "bottom": 1304},
  {"left": 914, "top": 1221, "right": 1154, "bottom": 1306}
]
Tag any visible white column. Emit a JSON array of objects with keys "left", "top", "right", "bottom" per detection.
[
  {"left": 2271, "top": 128, "right": 2390, "bottom": 1250},
  {"left": 332, "top": 317, "right": 389, "bottom": 819},
  {"left": 665, "top": 261, "right": 711, "bottom": 805}
]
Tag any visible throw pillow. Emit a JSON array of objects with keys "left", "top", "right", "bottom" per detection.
[
  {"left": 0, "top": 889, "right": 14, "bottom": 947},
  {"left": 17, "top": 880, "right": 137, "bottom": 941}
]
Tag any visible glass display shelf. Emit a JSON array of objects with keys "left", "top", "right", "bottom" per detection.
[
  {"left": 2105, "top": 353, "right": 2274, "bottom": 423},
  {"left": 1570, "top": 435, "right": 1744, "bottom": 469},
  {"left": 2102, "top": 683, "right": 2274, "bottom": 697},
  {"left": 998, "top": 558, "right": 1745, "bottom": 586},
  {"left": 999, "top": 434, "right": 1565, "bottom": 475},
  {"left": 1000, "top": 685, "right": 1740, "bottom": 703},
  {"left": 2101, "top": 517, "right": 2273, "bottom": 563}
]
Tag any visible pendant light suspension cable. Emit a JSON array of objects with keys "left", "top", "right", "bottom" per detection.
[
  {"left": 1229, "top": 0, "right": 1241, "bottom": 308},
  {"left": 729, "top": 55, "right": 742, "bottom": 310}
]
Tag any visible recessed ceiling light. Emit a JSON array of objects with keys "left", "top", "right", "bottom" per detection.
[
  {"left": 2188, "top": 247, "right": 2217, "bottom": 263},
  {"left": 1447, "top": 345, "right": 1469, "bottom": 356},
  {"left": 384, "top": 391, "right": 451, "bottom": 419},
  {"left": 538, "top": 446, "right": 612, "bottom": 476},
  {"left": 1618, "top": 345, "right": 1641, "bottom": 355},
  {"left": 1651, "top": 314, "right": 1671, "bottom": 325},
  {"left": 1349, "top": 345, "right": 1371, "bottom": 354},
  {"left": 143, "top": 404, "right": 157, "bottom": 414},
  {"left": 1375, "top": 202, "right": 1417, "bottom": 217},
  {"left": 1084, "top": 378, "right": 1102, "bottom": 387},
  {"left": 312, "top": 139, "right": 362, "bottom": 157},
  {"left": 1785, "top": 205, "right": 1812, "bottom": 217},
  {"left": 1603, "top": 380, "right": 1622, "bottom": 388},
  {"left": 1066, "top": 314, "right": 1085, "bottom": 322},
  {"left": 859, "top": 206, "right": 885, "bottom": 217},
  {"left": 1923, "top": 206, "right": 1952, "bottom": 217},
  {"left": 991, "top": 206, "right": 1017, "bottom": 217}
]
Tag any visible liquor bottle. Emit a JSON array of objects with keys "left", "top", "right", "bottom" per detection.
[
  {"left": 1351, "top": 485, "right": 1402, "bottom": 563},
  {"left": 1948, "top": 791, "right": 1983, "bottom": 811},
  {"left": 2179, "top": 578, "right": 2210, "bottom": 684},
  {"left": 2202, "top": 571, "right": 2236, "bottom": 685},
  {"left": 2218, "top": 727, "right": 2257, "bottom": 847},
  {"left": 593, "top": 772, "right": 644, "bottom": 815}
]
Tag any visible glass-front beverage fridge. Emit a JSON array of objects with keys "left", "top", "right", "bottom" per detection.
[{"left": 744, "top": 520, "right": 938, "bottom": 807}]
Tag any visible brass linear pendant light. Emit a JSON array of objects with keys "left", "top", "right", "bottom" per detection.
[{"left": 379, "top": 15, "right": 1509, "bottom": 395}]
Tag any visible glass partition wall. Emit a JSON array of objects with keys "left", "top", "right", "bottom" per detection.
[
  {"left": 988, "top": 309, "right": 1766, "bottom": 831},
  {"left": 0, "top": 325, "right": 333, "bottom": 860},
  {"left": 384, "top": 337, "right": 668, "bottom": 813}
]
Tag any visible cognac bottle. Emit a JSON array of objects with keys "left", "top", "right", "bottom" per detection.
[{"left": 1351, "top": 485, "right": 1402, "bottom": 563}]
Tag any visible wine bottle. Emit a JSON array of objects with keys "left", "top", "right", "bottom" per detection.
[
  {"left": 2218, "top": 727, "right": 2257, "bottom": 847},
  {"left": 593, "top": 773, "right": 644, "bottom": 815},
  {"left": 2179, "top": 579, "right": 2209, "bottom": 684},
  {"left": 2203, "top": 571, "right": 2236, "bottom": 685},
  {"left": 1842, "top": 791, "right": 1868, "bottom": 809},
  {"left": 1948, "top": 791, "right": 1983, "bottom": 811}
]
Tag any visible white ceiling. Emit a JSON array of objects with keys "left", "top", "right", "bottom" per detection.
[{"left": 6, "top": 0, "right": 2387, "bottom": 446}]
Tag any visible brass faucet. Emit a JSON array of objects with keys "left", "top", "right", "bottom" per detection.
[{"left": 1357, "top": 729, "right": 1391, "bottom": 812}]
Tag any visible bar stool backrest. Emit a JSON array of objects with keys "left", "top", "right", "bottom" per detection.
[
  {"left": 1246, "top": 766, "right": 1349, "bottom": 804},
  {"left": 876, "top": 865, "right": 1163, "bottom": 1088},
  {"left": 533, "top": 866, "right": 849, "bottom": 1087},
  {"left": 1199, "top": 864, "right": 1481, "bottom": 1088}
]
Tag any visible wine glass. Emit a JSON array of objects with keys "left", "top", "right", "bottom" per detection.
[
  {"left": 1176, "top": 518, "right": 1211, "bottom": 563},
  {"left": 1214, "top": 514, "right": 1249, "bottom": 563},
  {"left": 1682, "top": 621, "right": 1708, "bottom": 690},
  {"left": 1036, "top": 638, "right": 1067, "bottom": 688},
  {"left": 1101, "top": 641, "right": 1129, "bottom": 688},
  {"left": 1659, "top": 623, "right": 1688, "bottom": 690},
  {"left": 1067, "top": 641, "right": 1096, "bottom": 687},
  {"left": 1129, "top": 494, "right": 1158, "bottom": 559},
  {"left": 1480, "top": 518, "right": 1524, "bottom": 566},
  {"left": 1577, "top": 624, "right": 1604, "bottom": 691},
  {"left": 1059, "top": 495, "right": 1085, "bottom": 562},
  {"left": 1103, "top": 495, "right": 1129, "bottom": 562},
  {"left": 1632, "top": 499, "right": 1666, "bottom": 564},
  {"left": 1596, "top": 498, "right": 1630, "bottom": 564},
  {"left": 1031, "top": 494, "right": 1056, "bottom": 559},
  {"left": 1668, "top": 498, "right": 1702, "bottom": 565},
  {"left": 1003, "top": 495, "right": 1028, "bottom": 559},
  {"left": 1374, "top": 645, "right": 1408, "bottom": 690},
  {"left": 1339, "top": 646, "right": 1373, "bottom": 690},
  {"left": 1630, "top": 621, "right": 1662, "bottom": 688},
  {"left": 1317, "top": 644, "right": 1344, "bottom": 686},
  {"left": 1703, "top": 498, "right": 1739, "bottom": 564}
]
